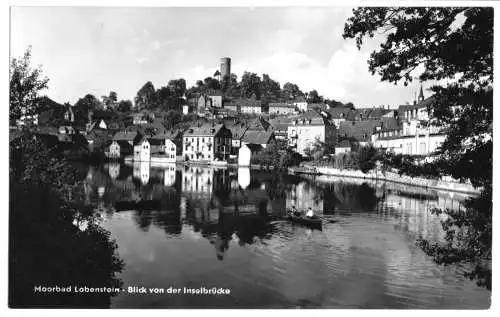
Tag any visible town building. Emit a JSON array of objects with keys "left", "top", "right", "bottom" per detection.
[
  {"left": 240, "top": 99, "right": 263, "bottom": 114},
  {"left": 224, "top": 120, "right": 248, "bottom": 155},
  {"left": 268, "top": 103, "right": 296, "bottom": 115},
  {"left": 238, "top": 144, "right": 263, "bottom": 166},
  {"left": 107, "top": 140, "right": 133, "bottom": 159},
  {"left": 113, "top": 130, "right": 142, "bottom": 146},
  {"left": 182, "top": 124, "right": 232, "bottom": 162},
  {"left": 182, "top": 105, "right": 190, "bottom": 115},
  {"left": 241, "top": 130, "right": 275, "bottom": 148},
  {"left": 268, "top": 118, "right": 290, "bottom": 140},
  {"left": 325, "top": 107, "right": 355, "bottom": 128},
  {"left": 337, "top": 120, "right": 381, "bottom": 147},
  {"left": 335, "top": 140, "right": 353, "bottom": 154},
  {"left": 292, "top": 97, "right": 308, "bottom": 112},
  {"left": 373, "top": 96, "right": 446, "bottom": 156},
  {"left": 287, "top": 110, "right": 336, "bottom": 156},
  {"left": 149, "top": 133, "right": 177, "bottom": 161},
  {"left": 133, "top": 136, "right": 151, "bottom": 162}
]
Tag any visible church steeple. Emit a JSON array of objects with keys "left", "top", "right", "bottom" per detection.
[{"left": 418, "top": 85, "right": 425, "bottom": 103}]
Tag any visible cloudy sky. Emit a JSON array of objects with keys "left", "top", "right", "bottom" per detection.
[{"left": 11, "top": 6, "right": 425, "bottom": 107}]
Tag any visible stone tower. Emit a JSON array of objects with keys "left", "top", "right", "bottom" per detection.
[{"left": 220, "top": 57, "right": 231, "bottom": 80}]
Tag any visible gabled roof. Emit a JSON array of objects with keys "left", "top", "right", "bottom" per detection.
[
  {"left": 326, "top": 107, "right": 356, "bottom": 120},
  {"left": 133, "top": 135, "right": 149, "bottom": 145},
  {"left": 224, "top": 121, "right": 248, "bottom": 139},
  {"left": 229, "top": 99, "right": 262, "bottom": 108},
  {"left": 151, "top": 129, "right": 181, "bottom": 140},
  {"left": 269, "top": 102, "right": 293, "bottom": 108},
  {"left": 336, "top": 140, "right": 352, "bottom": 148},
  {"left": 206, "top": 89, "right": 223, "bottom": 97},
  {"left": 243, "top": 143, "right": 263, "bottom": 153},
  {"left": 398, "top": 96, "right": 436, "bottom": 114},
  {"left": 247, "top": 117, "right": 270, "bottom": 131},
  {"left": 113, "top": 130, "right": 141, "bottom": 142},
  {"left": 183, "top": 123, "right": 226, "bottom": 137},
  {"left": 113, "top": 140, "right": 134, "bottom": 150},
  {"left": 242, "top": 130, "right": 274, "bottom": 145},
  {"left": 338, "top": 120, "right": 381, "bottom": 142},
  {"left": 268, "top": 118, "right": 291, "bottom": 131},
  {"left": 290, "top": 110, "right": 329, "bottom": 126}
]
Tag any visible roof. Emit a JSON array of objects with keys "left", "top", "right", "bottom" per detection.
[
  {"left": 269, "top": 103, "right": 293, "bottom": 108},
  {"left": 224, "top": 121, "right": 248, "bottom": 139},
  {"left": 336, "top": 140, "right": 352, "bottom": 148},
  {"left": 242, "top": 130, "right": 274, "bottom": 145},
  {"left": 398, "top": 96, "right": 436, "bottom": 114},
  {"left": 151, "top": 130, "right": 181, "bottom": 140},
  {"left": 229, "top": 99, "right": 262, "bottom": 108},
  {"left": 92, "top": 110, "right": 116, "bottom": 120},
  {"left": 290, "top": 110, "right": 329, "bottom": 126},
  {"left": 206, "top": 89, "right": 223, "bottom": 97},
  {"left": 269, "top": 118, "right": 291, "bottom": 131},
  {"left": 338, "top": 120, "right": 381, "bottom": 142},
  {"left": 326, "top": 107, "right": 355, "bottom": 120},
  {"left": 133, "top": 135, "right": 149, "bottom": 145},
  {"left": 307, "top": 103, "right": 329, "bottom": 111},
  {"left": 113, "top": 131, "right": 140, "bottom": 142},
  {"left": 247, "top": 117, "right": 270, "bottom": 131},
  {"left": 379, "top": 117, "right": 401, "bottom": 131},
  {"left": 183, "top": 123, "right": 226, "bottom": 137},
  {"left": 243, "top": 143, "right": 263, "bottom": 153},
  {"left": 113, "top": 140, "right": 133, "bottom": 150}
]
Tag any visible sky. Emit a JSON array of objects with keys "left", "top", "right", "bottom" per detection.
[{"left": 10, "top": 6, "right": 427, "bottom": 108}]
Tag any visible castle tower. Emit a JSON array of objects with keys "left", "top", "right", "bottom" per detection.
[{"left": 220, "top": 57, "right": 231, "bottom": 80}]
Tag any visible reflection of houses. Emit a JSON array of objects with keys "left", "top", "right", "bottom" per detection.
[
  {"left": 182, "top": 124, "right": 232, "bottom": 162},
  {"left": 133, "top": 136, "right": 151, "bottom": 162},
  {"left": 182, "top": 166, "right": 214, "bottom": 196},
  {"left": 287, "top": 110, "right": 336, "bottom": 156},
  {"left": 286, "top": 182, "right": 323, "bottom": 214},
  {"left": 133, "top": 161, "right": 150, "bottom": 185},
  {"left": 162, "top": 164, "right": 177, "bottom": 187},
  {"left": 107, "top": 163, "right": 120, "bottom": 180}
]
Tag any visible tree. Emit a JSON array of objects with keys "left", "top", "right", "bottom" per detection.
[
  {"left": 307, "top": 90, "right": 322, "bottom": 103},
  {"left": 134, "top": 81, "right": 157, "bottom": 110},
  {"left": 282, "top": 82, "right": 304, "bottom": 101},
  {"left": 203, "top": 77, "right": 221, "bottom": 90},
  {"left": 117, "top": 99, "right": 133, "bottom": 112},
  {"left": 73, "top": 94, "right": 102, "bottom": 124},
  {"left": 261, "top": 74, "right": 281, "bottom": 101},
  {"left": 10, "top": 47, "right": 49, "bottom": 126},
  {"left": 344, "top": 7, "right": 492, "bottom": 290},
  {"left": 240, "top": 72, "right": 262, "bottom": 99}
]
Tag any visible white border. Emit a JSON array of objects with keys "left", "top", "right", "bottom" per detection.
[{"left": 2, "top": 1, "right": 498, "bottom": 317}]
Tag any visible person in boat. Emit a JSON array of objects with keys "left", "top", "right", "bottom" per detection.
[
  {"left": 305, "top": 207, "right": 315, "bottom": 218},
  {"left": 290, "top": 206, "right": 301, "bottom": 217}
]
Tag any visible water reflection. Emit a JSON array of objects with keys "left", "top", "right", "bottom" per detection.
[{"left": 77, "top": 163, "right": 489, "bottom": 308}]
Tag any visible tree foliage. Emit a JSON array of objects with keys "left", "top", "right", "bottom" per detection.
[
  {"left": 9, "top": 47, "right": 49, "bottom": 126},
  {"left": 134, "top": 81, "right": 157, "bottom": 110},
  {"left": 344, "top": 7, "right": 492, "bottom": 290}
]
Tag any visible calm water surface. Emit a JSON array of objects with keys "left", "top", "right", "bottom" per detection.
[{"left": 82, "top": 162, "right": 490, "bottom": 308}]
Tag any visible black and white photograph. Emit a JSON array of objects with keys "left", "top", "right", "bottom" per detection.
[{"left": 7, "top": 1, "right": 495, "bottom": 310}]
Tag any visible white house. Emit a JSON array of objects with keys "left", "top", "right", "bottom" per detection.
[
  {"left": 182, "top": 105, "right": 189, "bottom": 115},
  {"left": 288, "top": 111, "right": 336, "bottom": 156},
  {"left": 238, "top": 144, "right": 263, "bottom": 166},
  {"left": 133, "top": 136, "right": 151, "bottom": 162}
]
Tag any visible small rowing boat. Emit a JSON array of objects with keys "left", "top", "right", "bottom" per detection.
[{"left": 286, "top": 210, "right": 323, "bottom": 229}]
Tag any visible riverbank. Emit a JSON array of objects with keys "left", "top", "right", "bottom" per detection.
[{"left": 288, "top": 165, "right": 481, "bottom": 195}]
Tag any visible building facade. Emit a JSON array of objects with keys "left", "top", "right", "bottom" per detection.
[
  {"left": 287, "top": 111, "right": 336, "bottom": 156},
  {"left": 182, "top": 124, "right": 232, "bottom": 162},
  {"left": 133, "top": 137, "right": 151, "bottom": 162},
  {"left": 268, "top": 103, "right": 295, "bottom": 115}
]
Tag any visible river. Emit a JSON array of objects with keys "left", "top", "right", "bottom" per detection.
[{"left": 80, "top": 161, "right": 490, "bottom": 308}]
